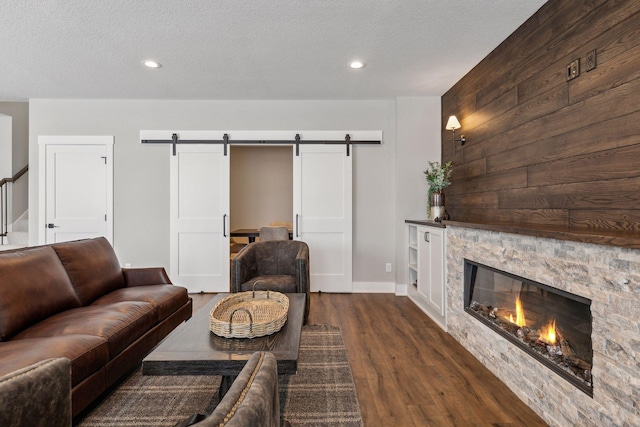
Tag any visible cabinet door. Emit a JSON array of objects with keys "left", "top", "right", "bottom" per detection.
[{"left": 417, "top": 227, "right": 445, "bottom": 319}]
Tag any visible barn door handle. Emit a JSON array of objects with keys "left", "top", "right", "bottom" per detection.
[
  {"left": 47, "top": 223, "right": 59, "bottom": 229},
  {"left": 223, "top": 214, "right": 227, "bottom": 237},
  {"left": 296, "top": 214, "right": 299, "bottom": 238}
]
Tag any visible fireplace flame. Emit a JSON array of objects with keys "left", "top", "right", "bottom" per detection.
[
  {"left": 514, "top": 296, "right": 526, "bottom": 327},
  {"left": 539, "top": 319, "right": 557, "bottom": 345}
]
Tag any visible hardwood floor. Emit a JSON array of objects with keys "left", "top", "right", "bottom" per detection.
[{"left": 190, "top": 292, "right": 548, "bottom": 426}]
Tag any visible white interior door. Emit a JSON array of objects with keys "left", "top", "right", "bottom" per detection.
[
  {"left": 38, "top": 136, "right": 113, "bottom": 244},
  {"left": 294, "top": 145, "right": 352, "bottom": 292},
  {"left": 170, "top": 143, "right": 230, "bottom": 293}
]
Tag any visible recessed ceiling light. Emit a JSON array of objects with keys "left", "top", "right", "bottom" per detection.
[
  {"left": 142, "top": 60, "right": 162, "bottom": 69},
  {"left": 349, "top": 61, "right": 365, "bottom": 69}
]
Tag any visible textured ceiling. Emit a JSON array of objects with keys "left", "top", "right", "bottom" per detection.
[{"left": 0, "top": 0, "right": 547, "bottom": 101}]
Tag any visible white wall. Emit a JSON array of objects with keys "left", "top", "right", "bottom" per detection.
[
  {"left": 29, "top": 99, "right": 408, "bottom": 285},
  {"left": 29, "top": 98, "right": 440, "bottom": 287},
  {"left": 0, "top": 114, "right": 11, "bottom": 180},
  {"left": 0, "top": 102, "right": 29, "bottom": 221},
  {"left": 394, "top": 97, "right": 442, "bottom": 290}
]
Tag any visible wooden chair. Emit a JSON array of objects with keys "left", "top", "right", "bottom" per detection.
[{"left": 259, "top": 226, "right": 289, "bottom": 241}]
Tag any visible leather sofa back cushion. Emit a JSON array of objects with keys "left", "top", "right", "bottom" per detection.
[
  {"left": 52, "top": 237, "right": 125, "bottom": 305},
  {"left": 0, "top": 246, "right": 81, "bottom": 340}
]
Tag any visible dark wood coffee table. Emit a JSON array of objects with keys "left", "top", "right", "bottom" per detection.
[{"left": 142, "top": 292, "right": 304, "bottom": 394}]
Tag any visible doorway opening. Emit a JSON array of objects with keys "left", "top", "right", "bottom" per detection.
[{"left": 229, "top": 145, "right": 293, "bottom": 258}]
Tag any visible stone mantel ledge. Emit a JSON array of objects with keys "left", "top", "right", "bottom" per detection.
[{"left": 442, "top": 220, "right": 640, "bottom": 250}]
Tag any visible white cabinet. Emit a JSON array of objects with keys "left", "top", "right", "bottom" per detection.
[
  {"left": 406, "top": 222, "right": 446, "bottom": 329},
  {"left": 407, "top": 224, "right": 418, "bottom": 288}
]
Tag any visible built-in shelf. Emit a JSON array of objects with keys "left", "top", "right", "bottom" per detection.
[{"left": 443, "top": 220, "right": 640, "bottom": 250}]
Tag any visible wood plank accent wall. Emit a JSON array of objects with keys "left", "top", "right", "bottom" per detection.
[{"left": 441, "top": 0, "right": 640, "bottom": 248}]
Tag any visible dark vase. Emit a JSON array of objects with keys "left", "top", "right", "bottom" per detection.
[{"left": 430, "top": 191, "right": 449, "bottom": 222}]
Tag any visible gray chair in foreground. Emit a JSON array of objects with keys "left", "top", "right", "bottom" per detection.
[
  {"left": 0, "top": 358, "right": 72, "bottom": 427},
  {"left": 174, "top": 352, "right": 287, "bottom": 427},
  {"left": 232, "top": 240, "right": 310, "bottom": 323}
]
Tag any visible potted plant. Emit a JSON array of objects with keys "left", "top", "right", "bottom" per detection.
[{"left": 423, "top": 161, "right": 452, "bottom": 221}]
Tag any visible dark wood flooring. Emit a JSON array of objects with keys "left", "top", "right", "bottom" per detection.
[{"left": 191, "top": 292, "right": 548, "bottom": 427}]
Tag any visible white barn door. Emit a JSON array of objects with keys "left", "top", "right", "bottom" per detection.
[
  {"left": 38, "top": 136, "right": 113, "bottom": 244},
  {"left": 170, "top": 143, "right": 230, "bottom": 293},
  {"left": 294, "top": 145, "right": 352, "bottom": 292}
]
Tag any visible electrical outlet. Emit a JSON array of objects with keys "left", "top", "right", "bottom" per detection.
[
  {"left": 566, "top": 59, "right": 580, "bottom": 81},
  {"left": 585, "top": 49, "right": 596, "bottom": 72},
  {"left": 385, "top": 263, "right": 392, "bottom": 273}
]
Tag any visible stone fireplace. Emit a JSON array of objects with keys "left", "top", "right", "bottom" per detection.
[
  {"left": 464, "top": 259, "right": 593, "bottom": 396},
  {"left": 446, "top": 225, "right": 640, "bottom": 427}
]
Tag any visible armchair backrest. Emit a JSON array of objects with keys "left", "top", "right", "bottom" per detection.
[{"left": 253, "top": 240, "right": 307, "bottom": 276}]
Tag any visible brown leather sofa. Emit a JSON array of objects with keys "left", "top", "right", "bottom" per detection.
[{"left": 0, "top": 237, "right": 192, "bottom": 418}]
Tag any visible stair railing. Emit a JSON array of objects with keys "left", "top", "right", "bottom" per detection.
[{"left": 0, "top": 165, "right": 28, "bottom": 245}]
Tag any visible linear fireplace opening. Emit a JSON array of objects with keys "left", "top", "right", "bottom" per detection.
[{"left": 464, "top": 259, "right": 593, "bottom": 396}]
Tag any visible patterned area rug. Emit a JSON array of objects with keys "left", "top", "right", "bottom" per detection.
[{"left": 78, "top": 325, "right": 362, "bottom": 427}]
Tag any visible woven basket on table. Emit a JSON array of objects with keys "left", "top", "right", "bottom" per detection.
[{"left": 209, "top": 290, "right": 289, "bottom": 339}]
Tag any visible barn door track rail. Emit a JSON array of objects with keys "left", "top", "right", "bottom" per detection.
[{"left": 141, "top": 132, "right": 381, "bottom": 156}]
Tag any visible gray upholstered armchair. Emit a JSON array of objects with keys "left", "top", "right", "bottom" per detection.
[
  {"left": 174, "top": 352, "right": 286, "bottom": 427},
  {"left": 0, "top": 358, "right": 72, "bottom": 427},
  {"left": 232, "top": 240, "right": 310, "bottom": 323}
]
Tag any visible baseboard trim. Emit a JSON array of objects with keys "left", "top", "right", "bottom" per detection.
[{"left": 351, "top": 282, "right": 396, "bottom": 293}]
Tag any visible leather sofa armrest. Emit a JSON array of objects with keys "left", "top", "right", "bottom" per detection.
[
  {"left": 0, "top": 358, "right": 72, "bottom": 427},
  {"left": 123, "top": 267, "right": 172, "bottom": 287}
]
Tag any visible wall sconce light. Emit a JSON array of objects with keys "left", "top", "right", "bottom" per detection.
[{"left": 445, "top": 115, "right": 466, "bottom": 152}]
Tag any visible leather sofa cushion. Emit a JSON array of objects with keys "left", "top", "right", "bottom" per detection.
[
  {"left": 0, "top": 335, "right": 108, "bottom": 387},
  {"left": 13, "top": 302, "right": 156, "bottom": 358},
  {"left": 52, "top": 237, "right": 126, "bottom": 305},
  {"left": 0, "top": 246, "right": 81, "bottom": 340},
  {"left": 254, "top": 241, "right": 301, "bottom": 276},
  {"left": 239, "top": 276, "right": 297, "bottom": 293},
  {"left": 91, "top": 285, "right": 188, "bottom": 322}
]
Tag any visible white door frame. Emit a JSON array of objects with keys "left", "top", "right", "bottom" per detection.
[{"left": 38, "top": 136, "right": 114, "bottom": 245}]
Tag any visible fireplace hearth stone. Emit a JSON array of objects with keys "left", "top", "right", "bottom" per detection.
[{"left": 445, "top": 225, "right": 640, "bottom": 427}]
